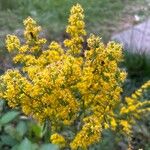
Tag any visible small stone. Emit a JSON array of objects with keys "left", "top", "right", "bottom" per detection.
[{"left": 112, "top": 19, "right": 150, "bottom": 54}]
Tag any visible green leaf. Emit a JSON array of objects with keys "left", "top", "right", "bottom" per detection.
[
  {"left": 11, "top": 144, "right": 19, "bottom": 150},
  {"left": 4, "top": 124, "right": 22, "bottom": 141},
  {"left": 0, "top": 124, "right": 1, "bottom": 132},
  {"left": 0, "top": 135, "right": 18, "bottom": 147},
  {"left": 0, "top": 100, "right": 5, "bottom": 113},
  {"left": 29, "top": 122, "right": 42, "bottom": 138},
  {"left": 0, "top": 110, "right": 20, "bottom": 125},
  {"left": 12, "top": 142, "right": 38, "bottom": 150},
  {"left": 40, "top": 144, "right": 59, "bottom": 150},
  {"left": 17, "top": 138, "right": 37, "bottom": 150},
  {"left": 16, "top": 121, "right": 27, "bottom": 138}
]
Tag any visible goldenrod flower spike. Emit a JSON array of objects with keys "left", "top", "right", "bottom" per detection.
[
  {"left": 50, "top": 133, "right": 66, "bottom": 148},
  {"left": 64, "top": 4, "right": 86, "bottom": 56},
  {"left": 6, "top": 35, "right": 20, "bottom": 52},
  {"left": 23, "top": 17, "right": 41, "bottom": 42}
]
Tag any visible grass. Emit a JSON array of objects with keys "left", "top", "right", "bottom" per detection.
[
  {"left": 0, "top": 0, "right": 149, "bottom": 41},
  {"left": 124, "top": 51, "right": 150, "bottom": 77},
  {"left": 121, "top": 50, "right": 150, "bottom": 98}
]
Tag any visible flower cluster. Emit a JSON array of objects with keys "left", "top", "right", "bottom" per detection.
[
  {"left": 119, "top": 81, "right": 150, "bottom": 134},
  {"left": 0, "top": 3, "right": 150, "bottom": 150},
  {"left": 64, "top": 4, "right": 86, "bottom": 56},
  {"left": 6, "top": 35, "right": 20, "bottom": 52},
  {"left": 50, "top": 133, "right": 66, "bottom": 148}
]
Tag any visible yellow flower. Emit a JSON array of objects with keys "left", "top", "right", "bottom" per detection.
[
  {"left": 0, "top": 3, "right": 150, "bottom": 150},
  {"left": 120, "top": 120, "right": 131, "bottom": 134},
  {"left": 64, "top": 3, "right": 86, "bottom": 56},
  {"left": 70, "top": 116, "right": 102, "bottom": 150},
  {"left": 23, "top": 16, "right": 41, "bottom": 42},
  {"left": 50, "top": 133, "right": 66, "bottom": 148},
  {"left": 6, "top": 35, "right": 20, "bottom": 52},
  {"left": 110, "top": 118, "right": 117, "bottom": 130}
]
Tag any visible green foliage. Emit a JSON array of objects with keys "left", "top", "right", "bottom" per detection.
[
  {"left": 0, "top": 100, "right": 59, "bottom": 150},
  {"left": 131, "top": 115, "right": 150, "bottom": 150},
  {"left": 121, "top": 50, "right": 150, "bottom": 97},
  {"left": 121, "top": 51, "right": 150, "bottom": 150},
  {"left": 0, "top": 0, "right": 140, "bottom": 40},
  {"left": 123, "top": 51, "right": 150, "bottom": 78},
  {"left": 0, "top": 110, "right": 20, "bottom": 125}
]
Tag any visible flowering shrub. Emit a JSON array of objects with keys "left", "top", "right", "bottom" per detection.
[{"left": 0, "top": 4, "right": 150, "bottom": 150}]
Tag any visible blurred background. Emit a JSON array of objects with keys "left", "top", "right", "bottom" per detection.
[
  {"left": 0, "top": 0, "right": 150, "bottom": 150},
  {"left": 0, "top": 0, "right": 150, "bottom": 40}
]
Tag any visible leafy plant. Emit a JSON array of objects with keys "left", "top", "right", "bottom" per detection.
[
  {"left": 123, "top": 51, "right": 150, "bottom": 78},
  {"left": 0, "top": 3, "right": 150, "bottom": 150},
  {"left": 0, "top": 100, "right": 59, "bottom": 150}
]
